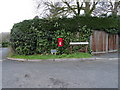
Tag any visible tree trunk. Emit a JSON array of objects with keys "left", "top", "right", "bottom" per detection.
[{"left": 112, "top": 2, "right": 120, "bottom": 16}]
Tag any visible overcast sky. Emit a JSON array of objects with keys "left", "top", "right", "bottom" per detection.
[{"left": 0, "top": 0, "right": 36, "bottom": 33}]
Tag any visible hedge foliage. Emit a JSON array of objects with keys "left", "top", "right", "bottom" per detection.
[
  {"left": 10, "top": 16, "right": 119, "bottom": 55},
  {"left": 2, "top": 41, "right": 10, "bottom": 47},
  {"left": 58, "top": 16, "right": 119, "bottom": 34},
  {"left": 10, "top": 20, "right": 38, "bottom": 55}
]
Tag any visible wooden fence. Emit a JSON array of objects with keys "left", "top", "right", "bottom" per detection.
[{"left": 90, "top": 31, "right": 119, "bottom": 54}]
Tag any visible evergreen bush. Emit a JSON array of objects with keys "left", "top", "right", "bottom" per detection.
[{"left": 10, "top": 16, "right": 119, "bottom": 55}]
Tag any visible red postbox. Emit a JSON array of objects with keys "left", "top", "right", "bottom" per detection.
[{"left": 58, "top": 38, "right": 63, "bottom": 47}]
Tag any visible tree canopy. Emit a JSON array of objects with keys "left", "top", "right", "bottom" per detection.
[{"left": 34, "top": 0, "right": 120, "bottom": 18}]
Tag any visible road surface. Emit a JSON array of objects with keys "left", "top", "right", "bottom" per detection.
[{"left": 1, "top": 48, "right": 118, "bottom": 88}]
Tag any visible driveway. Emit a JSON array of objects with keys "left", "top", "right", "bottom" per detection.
[
  {"left": 93, "top": 52, "right": 118, "bottom": 58},
  {"left": 1, "top": 48, "right": 118, "bottom": 88}
]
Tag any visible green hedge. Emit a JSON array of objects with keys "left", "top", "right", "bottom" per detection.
[
  {"left": 58, "top": 16, "right": 119, "bottom": 34},
  {"left": 2, "top": 41, "right": 10, "bottom": 47},
  {"left": 10, "top": 20, "right": 38, "bottom": 55},
  {"left": 11, "top": 18, "right": 92, "bottom": 55},
  {"left": 10, "top": 16, "right": 119, "bottom": 55}
]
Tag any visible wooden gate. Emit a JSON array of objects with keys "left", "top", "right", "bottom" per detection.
[{"left": 90, "top": 31, "right": 118, "bottom": 54}]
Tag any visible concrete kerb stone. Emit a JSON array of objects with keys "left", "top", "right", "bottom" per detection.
[
  {"left": 54, "top": 58, "right": 95, "bottom": 61},
  {"left": 7, "top": 57, "right": 118, "bottom": 62},
  {"left": 94, "top": 58, "right": 118, "bottom": 60},
  {"left": 7, "top": 58, "right": 27, "bottom": 61},
  {"left": 7, "top": 57, "right": 55, "bottom": 62}
]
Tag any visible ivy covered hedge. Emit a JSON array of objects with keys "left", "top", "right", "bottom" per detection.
[{"left": 10, "top": 16, "right": 119, "bottom": 55}]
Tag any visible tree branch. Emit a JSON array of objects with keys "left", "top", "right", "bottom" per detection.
[
  {"left": 62, "top": 0, "right": 77, "bottom": 15},
  {"left": 89, "top": 2, "right": 98, "bottom": 14}
]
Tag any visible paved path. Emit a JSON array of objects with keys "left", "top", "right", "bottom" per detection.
[{"left": 93, "top": 52, "right": 118, "bottom": 58}]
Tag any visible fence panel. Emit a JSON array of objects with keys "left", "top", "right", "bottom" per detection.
[
  {"left": 108, "top": 34, "right": 118, "bottom": 52},
  {"left": 91, "top": 31, "right": 118, "bottom": 54}
]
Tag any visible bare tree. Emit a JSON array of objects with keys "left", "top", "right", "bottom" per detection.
[
  {"left": 0, "top": 32, "right": 10, "bottom": 43},
  {"left": 111, "top": 1, "right": 120, "bottom": 15},
  {"left": 93, "top": 1, "right": 120, "bottom": 17},
  {"left": 34, "top": 0, "right": 99, "bottom": 18}
]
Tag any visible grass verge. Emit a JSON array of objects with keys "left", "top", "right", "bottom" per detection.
[{"left": 9, "top": 53, "right": 92, "bottom": 60}]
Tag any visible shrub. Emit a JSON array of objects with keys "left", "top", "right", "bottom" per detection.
[
  {"left": 2, "top": 41, "right": 9, "bottom": 47},
  {"left": 10, "top": 19, "right": 39, "bottom": 55},
  {"left": 10, "top": 16, "right": 119, "bottom": 55}
]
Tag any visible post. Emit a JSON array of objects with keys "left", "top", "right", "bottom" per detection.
[
  {"left": 85, "top": 45, "right": 88, "bottom": 53},
  {"left": 70, "top": 45, "right": 73, "bottom": 54},
  {"left": 90, "top": 35, "right": 92, "bottom": 52},
  {"left": 116, "top": 35, "right": 118, "bottom": 50},
  {"left": 106, "top": 33, "right": 108, "bottom": 53}
]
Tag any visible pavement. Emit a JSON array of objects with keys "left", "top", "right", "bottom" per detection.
[
  {"left": 93, "top": 52, "right": 119, "bottom": 58},
  {"left": 1, "top": 48, "right": 119, "bottom": 88}
]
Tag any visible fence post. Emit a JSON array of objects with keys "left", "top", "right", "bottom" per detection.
[
  {"left": 90, "top": 35, "right": 92, "bottom": 52},
  {"left": 106, "top": 33, "right": 108, "bottom": 53},
  {"left": 116, "top": 35, "right": 119, "bottom": 50}
]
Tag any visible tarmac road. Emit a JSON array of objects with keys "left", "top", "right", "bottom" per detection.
[
  {"left": 0, "top": 48, "right": 10, "bottom": 89},
  {"left": 1, "top": 48, "right": 118, "bottom": 88},
  {"left": 1, "top": 48, "right": 10, "bottom": 60},
  {"left": 0, "top": 48, "right": 2, "bottom": 89}
]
